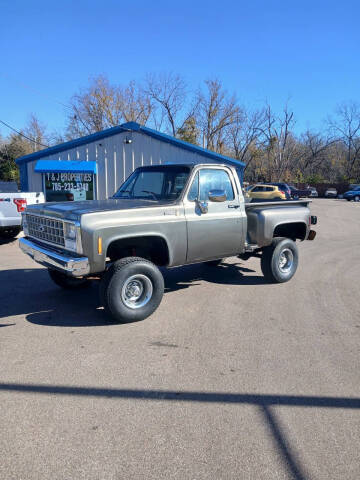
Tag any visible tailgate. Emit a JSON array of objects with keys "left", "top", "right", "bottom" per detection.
[{"left": 0, "top": 193, "right": 44, "bottom": 227}]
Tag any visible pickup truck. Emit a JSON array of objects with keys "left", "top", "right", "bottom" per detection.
[
  {"left": 19, "top": 163, "right": 317, "bottom": 323},
  {"left": 0, "top": 182, "right": 44, "bottom": 239}
]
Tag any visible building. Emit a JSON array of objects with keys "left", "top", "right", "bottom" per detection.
[{"left": 16, "top": 122, "right": 245, "bottom": 201}]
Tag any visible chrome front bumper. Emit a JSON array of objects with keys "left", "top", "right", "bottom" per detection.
[{"left": 19, "top": 237, "right": 90, "bottom": 277}]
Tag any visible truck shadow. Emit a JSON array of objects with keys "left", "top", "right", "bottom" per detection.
[
  {"left": 0, "top": 262, "right": 267, "bottom": 327},
  {"left": 0, "top": 236, "right": 19, "bottom": 246},
  {"left": 162, "top": 261, "right": 267, "bottom": 293},
  {"left": 0, "top": 268, "right": 108, "bottom": 327}
]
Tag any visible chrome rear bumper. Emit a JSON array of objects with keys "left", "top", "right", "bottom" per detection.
[{"left": 19, "top": 237, "right": 90, "bottom": 277}]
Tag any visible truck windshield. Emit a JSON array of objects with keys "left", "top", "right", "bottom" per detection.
[{"left": 113, "top": 166, "right": 191, "bottom": 200}]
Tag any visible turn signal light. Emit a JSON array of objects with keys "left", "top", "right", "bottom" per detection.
[
  {"left": 13, "top": 198, "right": 27, "bottom": 212},
  {"left": 98, "top": 237, "right": 103, "bottom": 255}
]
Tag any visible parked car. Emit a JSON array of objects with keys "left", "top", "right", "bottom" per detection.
[
  {"left": 288, "top": 185, "right": 311, "bottom": 199},
  {"left": 324, "top": 188, "right": 338, "bottom": 198},
  {"left": 19, "top": 163, "right": 317, "bottom": 323},
  {"left": 265, "top": 182, "right": 292, "bottom": 199},
  {"left": 343, "top": 187, "right": 360, "bottom": 202},
  {"left": 246, "top": 184, "right": 287, "bottom": 201},
  {"left": 0, "top": 184, "right": 45, "bottom": 239},
  {"left": 308, "top": 187, "right": 318, "bottom": 197}
]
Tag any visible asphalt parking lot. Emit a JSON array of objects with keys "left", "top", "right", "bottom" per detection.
[{"left": 0, "top": 198, "right": 359, "bottom": 480}]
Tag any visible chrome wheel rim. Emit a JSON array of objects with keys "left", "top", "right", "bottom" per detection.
[
  {"left": 278, "top": 248, "right": 294, "bottom": 273},
  {"left": 355, "top": 196, "right": 359, "bottom": 202},
  {"left": 121, "top": 274, "right": 153, "bottom": 309}
]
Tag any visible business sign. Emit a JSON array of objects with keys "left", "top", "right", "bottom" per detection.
[{"left": 43, "top": 172, "right": 95, "bottom": 201}]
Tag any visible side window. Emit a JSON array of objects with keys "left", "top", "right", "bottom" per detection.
[
  {"left": 199, "top": 169, "right": 235, "bottom": 201},
  {"left": 265, "top": 187, "right": 274, "bottom": 192},
  {"left": 252, "top": 186, "right": 262, "bottom": 192},
  {"left": 187, "top": 173, "right": 199, "bottom": 201}
]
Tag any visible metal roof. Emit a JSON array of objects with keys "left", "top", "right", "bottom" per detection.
[{"left": 16, "top": 122, "right": 245, "bottom": 168}]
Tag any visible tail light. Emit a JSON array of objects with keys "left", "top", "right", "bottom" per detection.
[
  {"left": 13, "top": 198, "right": 27, "bottom": 212},
  {"left": 66, "top": 193, "right": 74, "bottom": 201},
  {"left": 279, "top": 190, "right": 285, "bottom": 195}
]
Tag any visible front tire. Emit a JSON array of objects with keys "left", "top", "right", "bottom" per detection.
[
  {"left": 354, "top": 195, "right": 360, "bottom": 202},
  {"left": 260, "top": 237, "right": 298, "bottom": 283},
  {"left": 48, "top": 269, "right": 90, "bottom": 289},
  {"left": 100, "top": 257, "right": 164, "bottom": 323}
]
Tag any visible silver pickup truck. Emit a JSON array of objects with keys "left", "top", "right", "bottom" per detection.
[{"left": 19, "top": 163, "right": 317, "bottom": 323}]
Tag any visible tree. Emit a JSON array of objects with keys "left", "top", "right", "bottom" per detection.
[
  {"left": 66, "top": 75, "right": 123, "bottom": 138},
  {"left": 0, "top": 134, "right": 32, "bottom": 183},
  {"left": 195, "top": 79, "right": 239, "bottom": 153},
  {"left": 327, "top": 102, "right": 360, "bottom": 178},
  {"left": 297, "top": 131, "right": 335, "bottom": 178},
  {"left": 23, "top": 114, "right": 49, "bottom": 152},
  {"left": 176, "top": 116, "right": 199, "bottom": 145},
  {"left": 118, "top": 80, "right": 152, "bottom": 125},
  {"left": 227, "top": 108, "right": 265, "bottom": 168},
  {"left": 145, "top": 72, "right": 197, "bottom": 137},
  {"left": 258, "top": 104, "right": 298, "bottom": 181},
  {"left": 66, "top": 75, "right": 155, "bottom": 139}
]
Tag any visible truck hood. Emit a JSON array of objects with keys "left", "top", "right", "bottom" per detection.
[{"left": 25, "top": 198, "right": 178, "bottom": 221}]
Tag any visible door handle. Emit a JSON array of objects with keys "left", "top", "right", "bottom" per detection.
[{"left": 228, "top": 204, "right": 240, "bottom": 209}]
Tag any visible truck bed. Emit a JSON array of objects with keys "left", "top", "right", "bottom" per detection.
[{"left": 244, "top": 199, "right": 312, "bottom": 248}]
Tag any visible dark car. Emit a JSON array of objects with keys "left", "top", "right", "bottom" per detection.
[
  {"left": 288, "top": 185, "right": 311, "bottom": 199},
  {"left": 264, "top": 182, "right": 292, "bottom": 199},
  {"left": 308, "top": 187, "right": 318, "bottom": 197},
  {"left": 343, "top": 187, "right": 360, "bottom": 202}
]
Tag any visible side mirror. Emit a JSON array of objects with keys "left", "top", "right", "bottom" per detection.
[
  {"left": 208, "top": 189, "right": 227, "bottom": 202},
  {"left": 195, "top": 199, "right": 208, "bottom": 214}
]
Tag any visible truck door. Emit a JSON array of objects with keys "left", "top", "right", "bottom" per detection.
[{"left": 184, "top": 167, "right": 244, "bottom": 263}]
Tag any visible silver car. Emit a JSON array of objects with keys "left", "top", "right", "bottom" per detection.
[
  {"left": 308, "top": 187, "right": 318, "bottom": 197},
  {"left": 324, "top": 187, "right": 337, "bottom": 198}
]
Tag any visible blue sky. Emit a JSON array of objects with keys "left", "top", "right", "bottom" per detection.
[{"left": 1, "top": 0, "right": 359, "bottom": 138}]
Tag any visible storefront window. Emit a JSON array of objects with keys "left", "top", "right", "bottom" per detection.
[{"left": 44, "top": 172, "right": 95, "bottom": 201}]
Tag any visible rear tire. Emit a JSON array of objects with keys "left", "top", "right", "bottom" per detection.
[
  {"left": 48, "top": 269, "right": 90, "bottom": 289},
  {"left": 260, "top": 237, "right": 298, "bottom": 283},
  {"left": 100, "top": 257, "right": 164, "bottom": 323}
]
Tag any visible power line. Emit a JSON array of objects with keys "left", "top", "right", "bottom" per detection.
[
  {"left": 0, "top": 119, "right": 49, "bottom": 148},
  {"left": 0, "top": 71, "right": 73, "bottom": 111}
]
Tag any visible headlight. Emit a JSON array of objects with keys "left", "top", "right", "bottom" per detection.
[
  {"left": 64, "top": 222, "right": 79, "bottom": 252},
  {"left": 65, "top": 222, "right": 77, "bottom": 240}
]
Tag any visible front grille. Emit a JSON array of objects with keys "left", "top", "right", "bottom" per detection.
[{"left": 27, "top": 215, "right": 65, "bottom": 247}]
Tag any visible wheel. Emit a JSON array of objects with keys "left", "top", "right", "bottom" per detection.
[
  {"left": 48, "top": 268, "right": 90, "bottom": 289},
  {"left": 0, "top": 227, "right": 21, "bottom": 239},
  {"left": 346, "top": 198, "right": 351, "bottom": 201},
  {"left": 205, "top": 259, "right": 223, "bottom": 266},
  {"left": 354, "top": 196, "right": 360, "bottom": 202},
  {"left": 100, "top": 257, "right": 164, "bottom": 323},
  {"left": 260, "top": 237, "right": 298, "bottom": 283}
]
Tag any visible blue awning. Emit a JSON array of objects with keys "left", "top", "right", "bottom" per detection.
[{"left": 34, "top": 160, "right": 97, "bottom": 174}]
